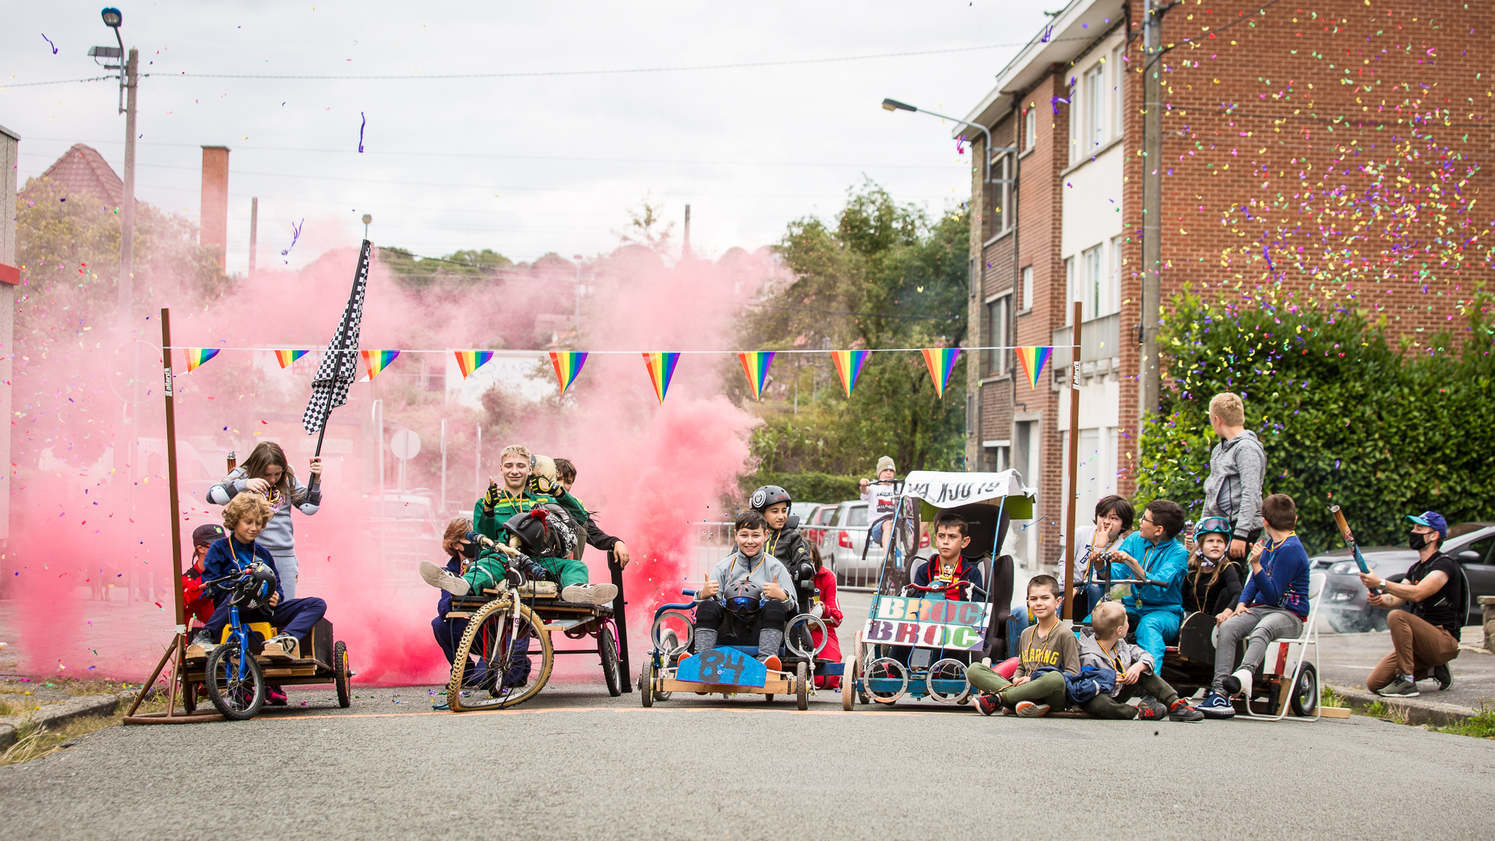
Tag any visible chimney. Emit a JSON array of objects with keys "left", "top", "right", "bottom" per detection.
[{"left": 200, "top": 146, "right": 230, "bottom": 269}]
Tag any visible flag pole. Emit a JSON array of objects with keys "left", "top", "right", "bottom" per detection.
[{"left": 307, "top": 239, "right": 371, "bottom": 495}]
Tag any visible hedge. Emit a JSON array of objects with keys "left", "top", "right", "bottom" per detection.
[{"left": 738, "top": 471, "right": 864, "bottom": 507}]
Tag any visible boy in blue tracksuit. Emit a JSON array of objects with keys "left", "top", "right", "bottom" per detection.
[
  {"left": 1105, "top": 500, "right": 1190, "bottom": 664},
  {"left": 1200, "top": 493, "right": 1312, "bottom": 717}
]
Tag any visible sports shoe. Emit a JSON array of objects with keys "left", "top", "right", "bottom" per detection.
[
  {"left": 266, "top": 686, "right": 288, "bottom": 706},
  {"left": 1198, "top": 692, "right": 1236, "bottom": 719},
  {"left": 561, "top": 583, "right": 618, "bottom": 605},
  {"left": 266, "top": 633, "right": 298, "bottom": 659},
  {"left": 1221, "top": 668, "right": 1254, "bottom": 699},
  {"left": 759, "top": 655, "right": 782, "bottom": 672},
  {"left": 1432, "top": 663, "right": 1453, "bottom": 691},
  {"left": 976, "top": 693, "right": 1000, "bottom": 716},
  {"left": 1378, "top": 676, "right": 1420, "bottom": 697},
  {"left": 1014, "top": 700, "right": 1050, "bottom": 718},
  {"left": 1168, "top": 699, "right": 1205, "bottom": 722},
  {"left": 187, "top": 630, "right": 216, "bottom": 658},
  {"left": 419, "top": 561, "right": 470, "bottom": 595},
  {"left": 1135, "top": 699, "right": 1168, "bottom": 720}
]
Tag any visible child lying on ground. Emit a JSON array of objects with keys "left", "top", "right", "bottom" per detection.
[
  {"left": 968, "top": 574, "right": 1077, "bottom": 718},
  {"left": 1076, "top": 601, "right": 1203, "bottom": 721}
]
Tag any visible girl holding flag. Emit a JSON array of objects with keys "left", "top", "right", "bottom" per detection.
[{"left": 208, "top": 442, "right": 323, "bottom": 599}]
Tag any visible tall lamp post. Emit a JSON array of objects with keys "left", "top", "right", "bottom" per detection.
[{"left": 93, "top": 8, "right": 138, "bottom": 334}]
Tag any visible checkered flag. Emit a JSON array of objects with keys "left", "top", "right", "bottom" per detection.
[{"left": 301, "top": 240, "right": 371, "bottom": 437}]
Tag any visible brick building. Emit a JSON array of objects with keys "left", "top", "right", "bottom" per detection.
[{"left": 959, "top": 0, "right": 1490, "bottom": 569}]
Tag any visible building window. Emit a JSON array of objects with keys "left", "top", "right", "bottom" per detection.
[
  {"left": 1084, "top": 245, "right": 1103, "bottom": 320},
  {"left": 986, "top": 295, "right": 1011, "bottom": 376},
  {"left": 1106, "top": 235, "right": 1124, "bottom": 317},
  {"left": 1020, "top": 265, "right": 1034, "bottom": 313},
  {"left": 1112, "top": 45, "right": 1125, "bottom": 138},
  {"left": 1024, "top": 107, "right": 1037, "bottom": 152},
  {"left": 990, "top": 153, "right": 1012, "bottom": 233},
  {"left": 966, "top": 393, "right": 976, "bottom": 435},
  {"left": 1085, "top": 65, "right": 1105, "bottom": 152},
  {"left": 1064, "top": 256, "right": 1077, "bottom": 325}
]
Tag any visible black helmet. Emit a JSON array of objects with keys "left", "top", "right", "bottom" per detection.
[
  {"left": 503, "top": 506, "right": 578, "bottom": 558},
  {"left": 749, "top": 485, "right": 792, "bottom": 512},
  {"left": 724, "top": 579, "right": 763, "bottom": 615},
  {"left": 231, "top": 563, "right": 278, "bottom": 610}
]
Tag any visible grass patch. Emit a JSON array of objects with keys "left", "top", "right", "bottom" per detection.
[
  {"left": 0, "top": 696, "right": 24, "bottom": 717},
  {"left": 1435, "top": 702, "right": 1495, "bottom": 739},
  {"left": 1363, "top": 699, "right": 1410, "bottom": 725},
  {"left": 1321, "top": 686, "right": 1344, "bottom": 709},
  {"left": 0, "top": 687, "right": 172, "bottom": 767}
]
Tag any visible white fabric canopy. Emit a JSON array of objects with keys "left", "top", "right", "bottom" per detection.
[{"left": 899, "top": 470, "right": 1035, "bottom": 509}]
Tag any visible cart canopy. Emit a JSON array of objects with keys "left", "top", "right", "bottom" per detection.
[{"left": 901, "top": 470, "right": 1035, "bottom": 520}]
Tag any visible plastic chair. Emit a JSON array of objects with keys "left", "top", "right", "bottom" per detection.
[{"left": 1239, "top": 572, "right": 1325, "bottom": 722}]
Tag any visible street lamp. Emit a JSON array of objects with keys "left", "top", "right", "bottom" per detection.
[
  {"left": 362, "top": 214, "right": 372, "bottom": 239},
  {"left": 91, "top": 7, "right": 138, "bottom": 333},
  {"left": 880, "top": 97, "right": 1007, "bottom": 184}
]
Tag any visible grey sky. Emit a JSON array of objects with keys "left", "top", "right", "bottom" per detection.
[{"left": 4, "top": 0, "right": 1052, "bottom": 271}]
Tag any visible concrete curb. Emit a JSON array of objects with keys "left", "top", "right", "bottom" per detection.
[
  {"left": 0, "top": 722, "right": 15, "bottom": 752},
  {"left": 1327, "top": 683, "right": 1479, "bottom": 728},
  {"left": 29, "top": 695, "right": 119, "bottom": 732}
]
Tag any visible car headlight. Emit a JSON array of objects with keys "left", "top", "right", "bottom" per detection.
[{"left": 1328, "top": 560, "right": 1375, "bottom": 575}]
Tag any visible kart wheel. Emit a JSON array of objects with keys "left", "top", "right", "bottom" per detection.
[
  {"left": 925, "top": 658, "right": 972, "bottom": 704},
  {"left": 640, "top": 656, "right": 655, "bottom": 708},
  {"left": 600, "top": 623, "right": 622, "bottom": 697},
  {"left": 796, "top": 662, "right": 809, "bottom": 711},
  {"left": 448, "top": 598, "right": 554, "bottom": 711},
  {"left": 865, "top": 657, "right": 909, "bottom": 705},
  {"left": 654, "top": 632, "right": 677, "bottom": 701},
  {"left": 334, "top": 640, "right": 351, "bottom": 708},
  {"left": 842, "top": 655, "right": 858, "bottom": 711},
  {"left": 785, "top": 614, "right": 828, "bottom": 659},
  {"left": 205, "top": 642, "right": 266, "bottom": 721},
  {"left": 651, "top": 610, "right": 694, "bottom": 657},
  {"left": 1291, "top": 662, "right": 1318, "bottom": 717}
]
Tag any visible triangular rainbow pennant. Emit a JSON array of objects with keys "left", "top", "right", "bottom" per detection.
[
  {"left": 454, "top": 350, "right": 495, "bottom": 379},
  {"left": 549, "top": 351, "right": 588, "bottom": 396},
  {"left": 184, "top": 348, "right": 219, "bottom": 372},
  {"left": 1015, "top": 346, "right": 1052, "bottom": 390},
  {"left": 920, "top": 348, "right": 962, "bottom": 398},
  {"left": 361, "top": 349, "right": 400, "bottom": 380},
  {"left": 274, "top": 349, "right": 310, "bottom": 369},
  {"left": 641, "top": 352, "right": 681, "bottom": 403},
  {"left": 830, "top": 350, "right": 870, "bottom": 398},
  {"left": 737, "top": 351, "right": 775, "bottom": 401}
]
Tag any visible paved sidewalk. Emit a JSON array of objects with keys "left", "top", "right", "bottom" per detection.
[{"left": 1318, "top": 626, "right": 1493, "bottom": 725}]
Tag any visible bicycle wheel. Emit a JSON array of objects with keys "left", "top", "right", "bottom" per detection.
[
  {"left": 205, "top": 641, "right": 266, "bottom": 720},
  {"left": 448, "top": 598, "right": 553, "bottom": 711},
  {"left": 599, "top": 622, "right": 622, "bottom": 697}
]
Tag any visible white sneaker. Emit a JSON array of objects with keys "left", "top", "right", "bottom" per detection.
[
  {"left": 265, "top": 633, "right": 299, "bottom": 659},
  {"left": 420, "top": 561, "right": 471, "bottom": 596},
  {"left": 561, "top": 583, "right": 618, "bottom": 605}
]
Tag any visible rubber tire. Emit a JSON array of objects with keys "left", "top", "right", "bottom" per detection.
[
  {"left": 1290, "top": 662, "right": 1319, "bottom": 717},
  {"left": 205, "top": 642, "right": 266, "bottom": 721},
  {"left": 640, "top": 656, "right": 655, "bottom": 708},
  {"left": 447, "top": 599, "right": 554, "bottom": 711},
  {"left": 796, "top": 662, "right": 809, "bottom": 711},
  {"left": 842, "top": 655, "right": 858, "bottom": 711},
  {"left": 600, "top": 624, "right": 622, "bottom": 697},
  {"left": 654, "top": 632, "right": 677, "bottom": 701},
  {"left": 334, "top": 640, "right": 351, "bottom": 708}
]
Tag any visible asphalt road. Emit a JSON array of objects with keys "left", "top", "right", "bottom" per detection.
[{"left": 3, "top": 677, "right": 1494, "bottom": 841}]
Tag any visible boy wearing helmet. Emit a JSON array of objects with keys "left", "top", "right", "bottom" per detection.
[
  {"left": 750, "top": 484, "right": 813, "bottom": 581},
  {"left": 696, "top": 510, "right": 798, "bottom": 668},
  {"left": 1182, "top": 517, "right": 1244, "bottom": 616}
]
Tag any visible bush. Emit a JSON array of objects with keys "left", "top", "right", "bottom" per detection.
[
  {"left": 1137, "top": 287, "right": 1495, "bottom": 555},
  {"left": 739, "top": 471, "right": 863, "bottom": 507}
]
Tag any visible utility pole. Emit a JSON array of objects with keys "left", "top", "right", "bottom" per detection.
[
  {"left": 119, "top": 47, "right": 138, "bottom": 333},
  {"left": 683, "top": 204, "right": 691, "bottom": 257},
  {"left": 1139, "top": 0, "right": 1163, "bottom": 419},
  {"left": 248, "top": 197, "right": 258, "bottom": 276}
]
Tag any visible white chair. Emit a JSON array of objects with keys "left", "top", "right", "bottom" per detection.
[{"left": 1239, "top": 572, "right": 1325, "bottom": 722}]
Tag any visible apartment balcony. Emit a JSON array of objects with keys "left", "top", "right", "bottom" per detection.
[{"left": 1051, "top": 312, "right": 1122, "bottom": 383}]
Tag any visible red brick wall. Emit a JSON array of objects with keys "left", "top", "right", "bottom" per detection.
[{"left": 200, "top": 146, "right": 230, "bottom": 270}]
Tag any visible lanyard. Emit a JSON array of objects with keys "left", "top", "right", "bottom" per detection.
[{"left": 1260, "top": 532, "right": 1296, "bottom": 570}]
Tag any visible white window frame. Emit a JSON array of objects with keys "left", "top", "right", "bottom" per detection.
[
  {"left": 1112, "top": 45, "right": 1125, "bottom": 138},
  {"left": 991, "top": 153, "right": 1013, "bottom": 233},
  {"left": 1064, "top": 256, "right": 1077, "bottom": 325},
  {"left": 1085, "top": 65, "right": 1105, "bottom": 152},
  {"left": 987, "top": 294, "right": 1011, "bottom": 376},
  {"left": 1083, "top": 245, "right": 1103, "bottom": 321},
  {"left": 1067, "top": 77, "right": 1080, "bottom": 164},
  {"left": 1020, "top": 265, "right": 1034, "bottom": 313},
  {"left": 1106, "top": 235, "right": 1124, "bottom": 317},
  {"left": 1024, "top": 107, "right": 1037, "bottom": 152}
]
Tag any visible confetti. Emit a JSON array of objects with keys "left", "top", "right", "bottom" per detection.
[
  {"left": 41, "top": 34, "right": 58, "bottom": 54},
  {"left": 358, "top": 111, "right": 366, "bottom": 153}
]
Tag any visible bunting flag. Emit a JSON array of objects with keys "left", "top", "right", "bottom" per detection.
[
  {"left": 274, "top": 349, "right": 310, "bottom": 369},
  {"left": 361, "top": 349, "right": 400, "bottom": 380},
  {"left": 642, "top": 352, "right": 681, "bottom": 403},
  {"left": 184, "top": 348, "right": 220, "bottom": 372},
  {"left": 454, "top": 350, "right": 495, "bottom": 379},
  {"left": 737, "top": 351, "right": 775, "bottom": 401},
  {"left": 920, "top": 348, "right": 962, "bottom": 398},
  {"left": 549, "top": 351, "right": 588, "bottom": 396},
  {"left": 1015, "top": 346, "right": 1053, "bottom": 390},
  {"left": 830, "top": 349, "right": 870, "bottom": 398}
]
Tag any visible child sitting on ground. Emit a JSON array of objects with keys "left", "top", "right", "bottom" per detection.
[
  {"left": 1182, "top": 517, "right": 1244, "bottom": 616},
  {"left": 909, "top": 514, "right": 983, "bottom": 600},
  {"left": 695, "top": 510, "right": 798, "bottom": 669},
  {"left": 969, "top": 574, "right": 1078, "bottom": 718},
  {"left": 1199, "top": 493, "right": 1312, "bottom": 718},
  {"left": 1077, "top": 601, "right": 1203, "bottom": 721}
]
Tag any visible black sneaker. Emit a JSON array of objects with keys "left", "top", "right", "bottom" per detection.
[
  {"left": 1168, "top": 699, "right": 1205, "bottom": 722},
  {"left": 1432, "top": 663, "right": 1453, "bottom": 691},
  {"left": 1135, "top": 699, "right": 1168, "bottom": 720}
]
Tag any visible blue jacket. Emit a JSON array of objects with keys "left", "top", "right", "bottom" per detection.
[
  {"left": 202, "top": 536, "right": 282, "bottom": 606},
  {"left": 1110, "top": 531, "right": 1188, "bottom": 614},
  {"left": 437, "top": 554, "right": 464, "bottom": 616},
  {"left": 1240, "top": 534, "right": 1312, "bottom": 619}
]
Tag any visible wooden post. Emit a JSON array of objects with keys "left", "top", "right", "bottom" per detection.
[{"left": 1062, "top": 301, "right": 1083, "bottom": 620}]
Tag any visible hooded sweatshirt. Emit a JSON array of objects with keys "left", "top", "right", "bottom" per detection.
[
  {"left": 1013, "top": 619, "right": 1081, "bottom": 679},
  {"left": 208, "top": 467, "right": 318, "bottom": 555},
  {"left": 1076, "top": 625, "right": 1153, "bottom": 698},
  {"left": 708, "top": 549, "right": 798, "bottom": 612},
  {"left": 1200, "top": 430, "right": 1267, "bottom": 540}
]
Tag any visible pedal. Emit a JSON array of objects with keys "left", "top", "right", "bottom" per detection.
[
  {"left": 518, "top": 581, "right": 558, "bottom": 598},
  {"left": 260, "top": 642, "right": 295, "bottom": 660},
  {"left": 185, "top": 644, "right": 207, "bottom": 660}
]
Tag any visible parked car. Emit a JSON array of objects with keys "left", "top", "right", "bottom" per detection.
[
  {"left": 820, "top": 499, "right": 929, "bottom": 587},
  {"left": 790, "top": 501, "right": 822, "bottom": 524},
  {"left": 800, "top": 503, "right": 837, "bottom": 546},
  {"left": 1315, "top": 522, "right": 1495, "bottom": 632}
]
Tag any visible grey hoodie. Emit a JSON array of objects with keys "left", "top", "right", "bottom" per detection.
[
  {"left": 707, "top": 550, "right": 798, "bottom": 612},
  {"left": 207, "top": 467, "right": 319, "bottom": 555},
  {"left": 1076, "top": 625, "right": 1154, "bottom": 698},
  {"left": 1200, "top": 429, "right": 1266, "bottom": 540}
]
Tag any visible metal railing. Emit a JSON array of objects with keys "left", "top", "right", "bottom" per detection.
[
  {"left": 1051, "top": 312, "right": 1122, "bottom": 379},
  {"left": 693, "top": 521, "right": 885, "bottom": 590}
]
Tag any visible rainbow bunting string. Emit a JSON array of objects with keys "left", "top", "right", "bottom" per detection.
[
  {"left": 1015, "top": 346, "right": 1052, "bottom": 390},
  {"left": 737, "top": 351, "right": 775, "bottom": 401},
  {"left": 549, "top": 351, "right": 588, "bottom": 396},
  {"left": 454, "top": 350, "right": 495, "bottom": 379},
  {"left": 361, "top": 349, "right": 400, "bottom": 380},
  {"left": 830, "top": 350, "right": 870, "bottom": 397},
  {"left": 184, "top": 348, "right": 220, "bottom": 372},
  {"left": 642, "top": 352, "right": 681, "bottom": 403},
  {"left": 274, "top": 349, "right": 310, "bottom": 369},
  {"left": 920, "top": 348, "right": 962, "bottom": 398}
]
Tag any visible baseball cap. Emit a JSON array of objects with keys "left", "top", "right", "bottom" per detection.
[
  {"left": 1405, "top": 511, "right": 1448, "bottom": 539},
  {"left": 192, "top": 524, "right": 226, "bottom": 548}
]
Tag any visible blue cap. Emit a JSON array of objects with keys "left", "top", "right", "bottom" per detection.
[{"left": 1405, "top": 511, "right": 1447, "bottom": 539}]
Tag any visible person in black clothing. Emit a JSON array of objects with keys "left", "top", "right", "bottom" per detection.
[
  {"left": 1361, "top": 511, "right": 1464, "bottom": 697},
  {"left": 749, "top": 485, "right": 813, "bottom": 582},
  {"left": 1182, "top": 517, "right": 1244, "bottom": 616}
]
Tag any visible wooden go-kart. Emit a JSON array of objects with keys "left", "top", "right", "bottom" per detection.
[{"left": 182, "top": 616, "right": 352, "bottom": 719}]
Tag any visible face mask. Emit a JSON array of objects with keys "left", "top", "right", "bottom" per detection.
[{"left": 1409, "top": 532, "right": 1431, "bottom": 551}]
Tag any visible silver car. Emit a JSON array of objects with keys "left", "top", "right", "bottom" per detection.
[{"left": 1315, "top": 522, "right": 1495, "bottom": 633}]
